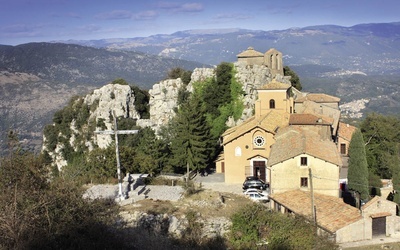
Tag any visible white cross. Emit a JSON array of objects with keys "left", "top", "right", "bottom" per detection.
[{"left": 94, "top": 110, "right": 138, "bottom": 201}]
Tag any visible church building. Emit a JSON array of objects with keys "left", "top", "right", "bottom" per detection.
[{"left": 216, "top": 47, "right": 348, "bottom": 198}]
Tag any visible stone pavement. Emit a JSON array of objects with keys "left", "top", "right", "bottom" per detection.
[{"left": 193, "top": 172, "right": 243, "bottom": 194}]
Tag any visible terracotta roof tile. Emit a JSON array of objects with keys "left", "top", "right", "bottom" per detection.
[
  {"left": 338, "top": 122, "right": 357, "bottom": 141},
  {"left": 295, "top": 100, "right": 340, "bottom": 134},
  {"left": 269, "top": 190, "right": 362, "bottom": 233},
  {"left": 268, "top": 126, "right": 342, "bottom": 167},
  {"left": 289, "top": 113, "right": 332, "bottom": 125},
  {"left": 295, "top": 93, "right": 340, "bottom": 103},
  {"left": 258, "top": 79, "right": 291, "bottom": 90},
  {"left": 237, "top": 47, "right": 264, "bottom": 57}
]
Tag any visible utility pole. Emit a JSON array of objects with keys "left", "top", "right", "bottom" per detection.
[
  {"left": 94, "top": 111, "right": 138, "bottom": 201},
  {"left": 309, "top": 168, "right": 316, "bottom": 225},
  {"left": 186, "top": 162, "right": 190, "bottom": 184}
]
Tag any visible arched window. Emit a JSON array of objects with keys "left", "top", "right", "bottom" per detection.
[
  {"left": 235, "top": 146, "right": 242, "bottom": 156},
  {"left": 269, "top": 99, "right": 275, "bottom": 109}
]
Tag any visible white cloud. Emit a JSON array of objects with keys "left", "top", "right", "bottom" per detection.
[
  {"left": 95, "top": 10, "right": 133, "bottom": 20},
  {"left": 134, "top": 10, "right": 159, "bottom": 20}
]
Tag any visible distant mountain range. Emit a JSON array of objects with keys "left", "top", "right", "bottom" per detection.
[
  {"left": 58, "top": 22, "right": 400, "bottom": 75},
  {"left": 0, "top": 42, "right": 207, "bottom": 153},
  {"left": 0, "top": 42, "right": 208, "bottom": 89},
  {"left": 0, "top": 21, "right": 400, "bottom": 153}
]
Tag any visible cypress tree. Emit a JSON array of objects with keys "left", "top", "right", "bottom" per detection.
[
  {"left": 348, "top": 129, "right": 370, "bottom": 201},
  {"left": 390, "top": 148, "right": 400, "bottom": 204}
]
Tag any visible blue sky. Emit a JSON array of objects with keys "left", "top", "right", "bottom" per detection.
[{"left": 1, "top": 0, "right": 399, "bottom": 45}]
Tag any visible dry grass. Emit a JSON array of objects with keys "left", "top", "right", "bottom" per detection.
[{"left": 345, "top": 242, "right": 400, "bottom": 250}]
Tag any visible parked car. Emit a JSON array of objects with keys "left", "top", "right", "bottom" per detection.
[
  {"left": 243, "top": 188, "right": 263, "bottom": 195},
  {"left": 244, "top": 176, "right": 259, "bottom": 181},
  {"left": 246, "top": 192, "right": 269, "bottom": 203},
  {"left": 243, "top": 178, "right": 269, "bottom": 190}
]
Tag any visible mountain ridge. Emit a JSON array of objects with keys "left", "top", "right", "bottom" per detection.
[
  {"left": 54, "top": 22, "right": 400, "bottom": 75},
  {"left": 0, "top": 42, "right": 208, "bottom": 88}
]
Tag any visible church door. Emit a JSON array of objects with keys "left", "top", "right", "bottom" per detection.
[{"left": 253, "top": 161, "right": 266, "bottom": 182}]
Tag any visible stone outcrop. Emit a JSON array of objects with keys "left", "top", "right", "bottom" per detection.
[
  {"left": 85, "top": 84, "right": 139, "bottom": 149},
  {"left": 43, "top": 83, "right": 139, "bottom": 170},
  {"left": 43, "top": 60, "right": 291, "bottom": 170},
  {"left": 137, "top": 78, "right": 184, "bottom": 132},
  {"left": 119, "top": 210, "right": 231, "bottom": 240},
  {"left": 136, "top": 67, "right": 216, "bottom": 133},
  {"left": 137, "top": 63, "right": 290, "bottom": 133}
]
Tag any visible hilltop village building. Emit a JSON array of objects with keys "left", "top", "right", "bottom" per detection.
[{"left": 215, "top": 47, "right": 400, "bottom": 243}]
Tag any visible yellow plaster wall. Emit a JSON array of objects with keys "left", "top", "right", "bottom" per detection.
[
  {"left": 215, "top": 160, "right": 223, "bottom": 173},
  {"left": 269, "top": 154, "right": 340, "bottom": 197},
  {"left": 224, "top": 130, "right": 274, "bottom": 183},
  {"left": 257, "top": 90, "right": 293, "bottom": 116}
]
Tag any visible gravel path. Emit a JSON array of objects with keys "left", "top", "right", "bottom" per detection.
[
  {"left": 83, "top": 173, "right": 243, "bottom": 202},
  {"left": 199, "top": 182, "right": 243, "bottom": 194},
  {"left": 83, "top": 184, "right": 185, "bottom": 201},
  {"left": 143, "top": 185, "right": 184, "bottom": 201},
  {"left": 83, "top": 184, "right": 119, "bottom": 200}
]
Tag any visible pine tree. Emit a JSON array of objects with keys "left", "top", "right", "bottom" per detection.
[
  {"left": 169, "top": 94, "right": 213, "bottom": 173},
  {"left": 348, "top": 129, "right": 370, "bottom": 201},
  {"left": 133, "top": 127, "right": 169, "bottom": 176}
]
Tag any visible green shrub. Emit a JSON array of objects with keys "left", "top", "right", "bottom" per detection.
[{"left": 228, "top": 204, "right": 338, "bottom": 250}]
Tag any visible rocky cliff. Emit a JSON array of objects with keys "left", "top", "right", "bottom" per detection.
[
  {"left": 44, "top": 62, "right": 289, "bottom": 170},
  {"left": 138, "top": 62, "right": 290, "bottom": 132}
]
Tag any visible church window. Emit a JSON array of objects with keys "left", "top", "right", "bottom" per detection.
[
  {"left": 253, "top": 136, "right": 265, "bottom": 147},
  {"left": 269, "top": 99, "right": 275, "bottom": 109},
  {"left": 235, "top": 146, "right": 242, "bottom": 156}
]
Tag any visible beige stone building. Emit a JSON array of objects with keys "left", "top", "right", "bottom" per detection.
[
  {"left": 218, "top": 48, "right": 345, "bottom": 194},
  {"left": 217, "top": 47, "right": 400, "bottom": 244},
  {"left": 267, "top": 125, "right": 342, "bottom": 197},
  {"left": 237, "top": 47, "right": 284, "bottom": 77},
  {"left": 219, "top": 80, "right": 292, "bottom": 183}
]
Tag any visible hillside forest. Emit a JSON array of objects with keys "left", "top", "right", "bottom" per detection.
[{"left": 1, "top": 62, "right": 400, "bottom": 248}]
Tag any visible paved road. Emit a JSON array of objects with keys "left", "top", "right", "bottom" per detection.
[
  {"left": 193, "top": 173, "right": 243, "bottom": 194},
  {"left": 339, "top": 234, "right": 400, "bottom": 249}
]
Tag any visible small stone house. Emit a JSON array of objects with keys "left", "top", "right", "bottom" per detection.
[{"left": 269, "top": 190, "right": 400, "bottom": 243}]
